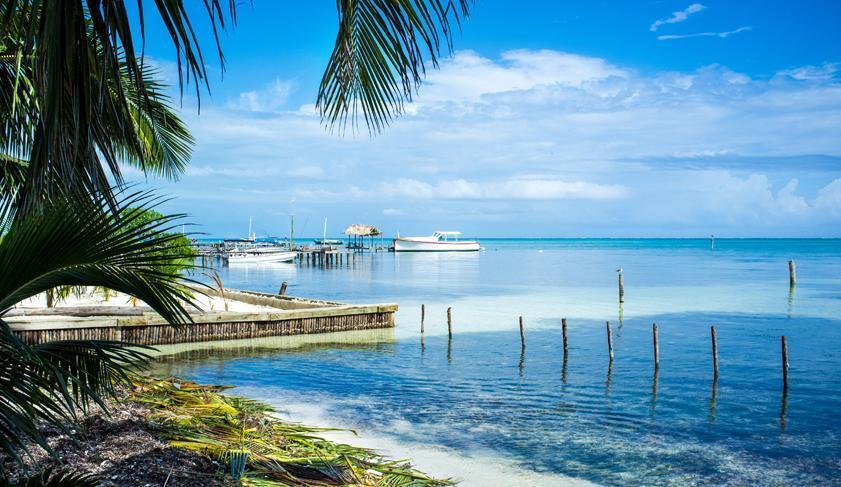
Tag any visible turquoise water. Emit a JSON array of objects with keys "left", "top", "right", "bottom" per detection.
[{"left": 161, "top": 239, "right": 841, "bottom": 485}]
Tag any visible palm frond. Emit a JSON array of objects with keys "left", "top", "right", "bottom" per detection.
[
  {"left": 0, "top": 189, "right": 201, "bottom": 324},
  {"left": 318, "top": 0, "right": 471, "bottom": 133},
  {"left": 0, "top": 1, "right": 230, "bottom": 213},
  {"left": 0, "top": 324, "right": 152, "bottom": 466}
]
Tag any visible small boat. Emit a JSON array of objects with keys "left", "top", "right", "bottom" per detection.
[
  {"left": 314, "top": 218, "right": 344, "bottom": 246},
  {"left": 226, "top": 248, "right": 297, "bottom": 264},
  {"left": 314, "top": 239, "right": 344, "bottom": 246},
  {"left": 393, "top": 231, "right": 480, "bottom": 252}
]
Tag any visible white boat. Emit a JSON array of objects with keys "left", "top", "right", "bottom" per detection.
[
  {"left": 393, "top": 231, "right": 480, "bottom": 252},
  {"left": 226, "top": 248, "right": 297, "bottom": 264}
]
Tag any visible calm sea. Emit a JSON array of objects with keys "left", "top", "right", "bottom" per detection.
[{"left": 155, "top": 239, "right": 841, "bottom": 486}]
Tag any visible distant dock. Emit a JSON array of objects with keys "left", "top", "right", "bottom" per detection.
[{"left": 9, "top": 289, "right": 396, "bottom": 346}]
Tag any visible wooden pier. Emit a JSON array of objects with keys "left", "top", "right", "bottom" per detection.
[{"left": 9, "top": 289, "right": 396, "bottom": 346}]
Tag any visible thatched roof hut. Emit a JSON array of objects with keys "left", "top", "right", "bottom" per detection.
[{"left": 343, "top": 224, "right": 381, "bottom": 236}]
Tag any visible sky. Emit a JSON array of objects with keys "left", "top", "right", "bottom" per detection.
[{"left": 127, "top": 1, "right": 841, "bottom": 238}]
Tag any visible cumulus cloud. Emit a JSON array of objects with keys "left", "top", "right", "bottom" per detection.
[
  {"left": 378, "top": 177, "right": 628, "bottom": 200},
  {"left": 149, "top": 48, "right": 841, "bottom": 236},
  {"left": 650, "top": 3, "right": 706, "bottom": 32},
  {"left": 232, "top": 78, "right": 296, "bottom": 112},
  {"left": 658, "top": 26, "right": 751, "bottom": 41},
  {"left": 416, "top": 50, "right": 626, "bottom": 103}
]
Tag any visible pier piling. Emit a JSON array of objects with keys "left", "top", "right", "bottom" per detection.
[
  {"left": 711, "top": 325, "right": 719, "bottom": 378},
  {"left": 789, "top": 260, "right": 796, "bottom": 287},
  {"left": 447, "top": 307, "right": 452, "bottom": 339},
  {"left": 781, "top": 336, "right": 789, "bottom": 390},
  {"left": 606, "top": 321, "right": 614, "bottom": 360},
  {"left": 562, "top": 318, "right": 569, "bottom": 356},
  {"left": 519, "top": 316, "right": 525, "bottom": 350},
  {"left": 653, "top": 323, "right": 660, "bottom": 370},
  {"left": 618, "top": 268, "right": 625, "bottom": 303},
  {"left": 278, "top": 281, "right": 288, "bottom": 296}
]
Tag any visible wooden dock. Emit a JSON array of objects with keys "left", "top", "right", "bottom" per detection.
[{"left": 8, "top": 289, "right": 397, "bottom": 346}]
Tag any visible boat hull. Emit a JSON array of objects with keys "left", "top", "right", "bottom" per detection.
[
  {"left": 393, "top": 239, "right": 480, "bottom": 252},
  {"left": 227, "top": 251, "right": 297, "bottom": 263}
]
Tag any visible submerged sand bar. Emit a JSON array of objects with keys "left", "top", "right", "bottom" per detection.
[{"left": 8, "top": 288, "right": 397, "bottom": 346}]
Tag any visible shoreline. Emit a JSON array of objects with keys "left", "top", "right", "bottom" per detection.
[{"left": 2, "top": 376, "right": 450, "bottom": 486}]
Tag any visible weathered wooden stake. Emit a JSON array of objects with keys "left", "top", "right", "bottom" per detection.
[
  {"left": 447, "top": 307, "right": 452, "bottom": 339},
  {"left": 789, "top": 260, "right": 796, "bottom": 287},
  {"left": 781, "top": 335, "right": 789, "bottom": 390},
  {"left": 652, "top": 322, "right": 660, "bottom": 370},
  {"left": 420, "top": 304, "right": 425, "bottom": 334},
  {"left": 711, "top": 325, "right": 719, "bottom": 378},
  {"left": 562, "top": 318, "right": 569, "bottom": 354},
  {"left": 278, "top": 281, "right": 288, "bottom": 296},
  {"left": 519, "top": 316, "right": 525, "bottom": 350},
  {"left": 606, "top": 321, "right": 614, "bottom": 360},
  {"left": 618, "top": 268, "right": 625, "bottom": 303}
]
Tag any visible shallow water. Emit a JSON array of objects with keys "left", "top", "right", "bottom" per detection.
[{"left": 158, "top": 239, "right": 841, "bottom": 485}]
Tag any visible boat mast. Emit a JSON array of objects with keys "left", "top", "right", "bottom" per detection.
[
  {"left": 323, "top": 217, "right": 327, "bottom": 242},
  {"left": 248, "top": 216, "right": 253, "bottom": 241},
  {"left": 289, "top": 214, "right": 295, "bottom": 250}
]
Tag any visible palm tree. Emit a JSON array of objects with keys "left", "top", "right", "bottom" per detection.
[
  {"left": 0, "top": 190, "right": 197, "bottom": 470},
  {"left": 1, "top": 0, "right": 471, "bottom": 208},
  {"left": 0, "top": 0, "right": 474, "bottom": 481}
]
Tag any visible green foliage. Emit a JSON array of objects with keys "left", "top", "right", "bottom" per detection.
[
  {"left": 0, "top": 5, "right": 197, "bottom": 212},
  {"left": 131, "top": 376, "right": 454, "bottom": 486},
  {"left": 0, "top": 190, "right": 201, "bottom": 468},
  {"left": 120, "top": 207, "right": 196, "bottom": 276},
  {"left": 318, "top": 0, "right": 472, "bottom": 133}
]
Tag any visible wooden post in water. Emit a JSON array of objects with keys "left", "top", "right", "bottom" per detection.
[
  {"left": 652, "top": 323, "right": 660, "bottom": 370},
  {"left": 606, "top": 321, "right": 614, "bottom": 360},
  {"left": 781, "top": 336, "right": 789, "bottom": 390},
  {"left": 420, "top": 304, "right": 425, "bottom": 334},
  {"left": 711, "top": 325, "right": 719, "bottom": 379},
  {"left": 562, "top": 318, "right": 569, "bottom": 355},
  {"left": 617, "top": 268, "right": 625, "bottom": 304},
  {"left": 519, "top": 316, "right": 525, "bottom": 350},
  {"left": 789, "top": 260, "right": 796, "bottom": 287},
  {"left": 447, "top": 307, "right": 452, "bottom": 339},
  {"left": 278, "top": 281, "right": 288, "bottom": 296}
]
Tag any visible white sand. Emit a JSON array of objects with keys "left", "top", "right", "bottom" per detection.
[{"left": 14, "top": 288, "right": 277, "bottom": 313}]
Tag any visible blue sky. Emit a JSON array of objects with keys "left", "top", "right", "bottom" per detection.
[{"left": 128, "top": 1, "right": 841, "bottom": 238}]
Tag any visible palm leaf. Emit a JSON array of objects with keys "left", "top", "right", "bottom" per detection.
[
  {"left": 318, "top": 0, "right": 471, "bottom": 133},
  {"left": 0, "top": 1, "right": 229, "bottom": 213},
  {"left": 0, "top": 189, "right": 200, "bottom": 323}
]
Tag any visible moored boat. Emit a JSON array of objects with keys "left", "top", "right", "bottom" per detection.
[
  {"left": 393, "top": 231, "right": 480, "bottom": 252},
  {"left": 226, "top": 248, "right": 296, "bottom": 263}
]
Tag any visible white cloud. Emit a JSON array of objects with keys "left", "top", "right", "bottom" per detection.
[
  {"left": 341, "top": 177, "right": 628, "bottom": 201},
  {"left": 815, "top": 179, "right": 841, "bottom": 217},
  {"left": 232, "top": 78, "right": 296, "bottom": 112},
  {"left": 658, "top": 26, "right": 751, "bottom": 41},
  {"left": 650, "top": 3, "right": 706, "bottom": 32},
  {"left": 417, "top": 50, "right": 626, "bottom": 103},
  {"left": 287, "top": 165, "right": 325, "bottom": 178},
  {"left": 776, "top": 63, "right": 841, "bottom": 81},
  {"left": 156, "top": 49, "right": 841, "bottom": 236}
]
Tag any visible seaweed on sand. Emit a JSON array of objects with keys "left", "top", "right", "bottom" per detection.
[{"left": 130, "top": 377, "right": 454, "bottom": 486}]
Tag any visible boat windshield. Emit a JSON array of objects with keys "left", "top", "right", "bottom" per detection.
[{"left": 433, "top": 231, "right": 462, "bottom": 241}]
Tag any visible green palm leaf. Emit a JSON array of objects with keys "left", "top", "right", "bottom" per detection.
[
  {"left": 0, "top": 189, "right": 202, "bottom": 464},
  {"left": 318, "top": 0, "right": 472, "bottom": 133},
  {"left": 0, "top": 189, "right": 200, "bottom": 322}
]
